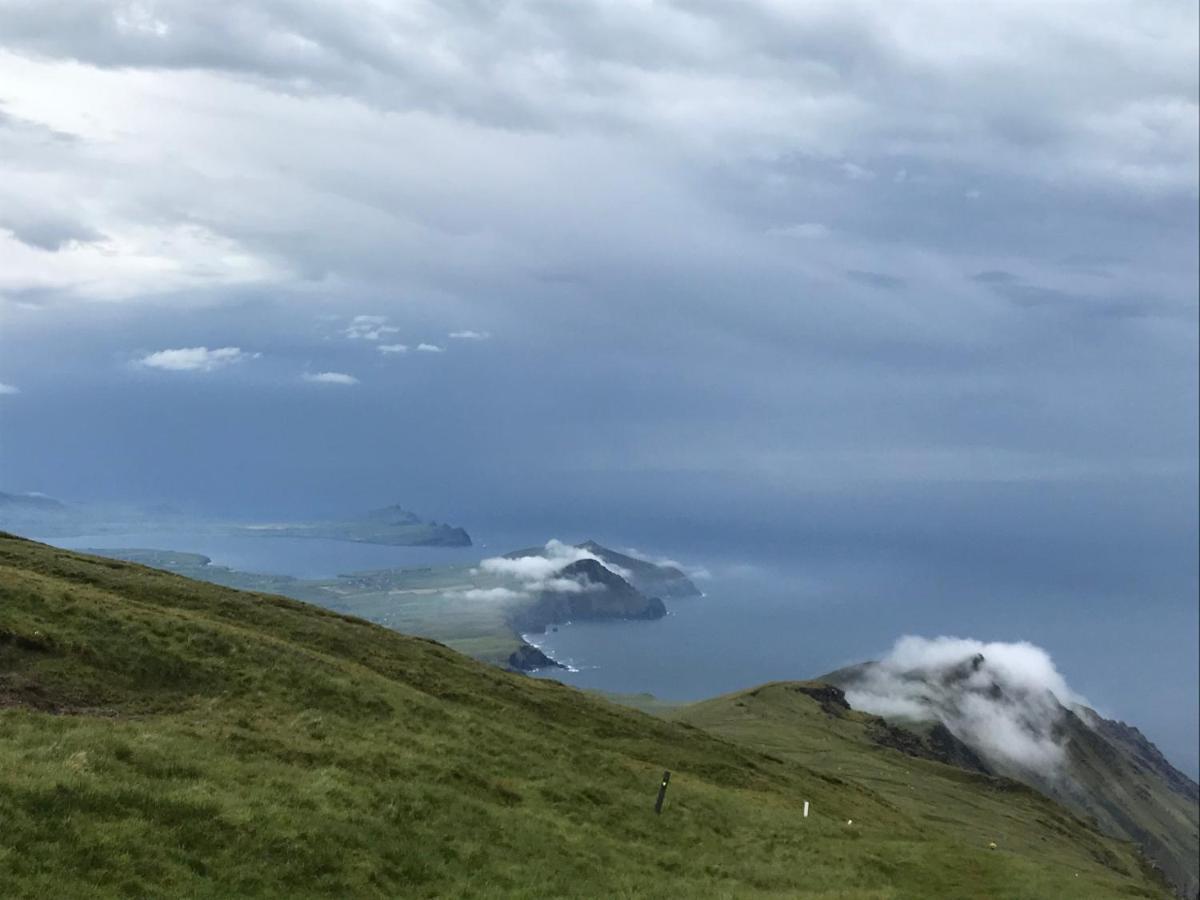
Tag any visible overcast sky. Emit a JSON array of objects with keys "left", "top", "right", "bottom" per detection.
[{"left": 0, "top": 1, "right": 1197, "bottom": 766}]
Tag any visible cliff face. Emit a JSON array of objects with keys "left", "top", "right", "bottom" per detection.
[
  {"left": 410, "top": 524, "right": 473, "bottom": 546},
  {"left": 509, "top": 558, "right": 667, "bottom": 635}
]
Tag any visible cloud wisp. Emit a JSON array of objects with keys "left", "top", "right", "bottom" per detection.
[
  {"left": 764, "top": 223, "right": 830, "bottom": 240},
  {"left": 138, "top": 347, "right": 256, "bottom": 372},
  {"left": 0, "top": 382, "right": 19, "bottom": 395},
  {"left": 343, "top": 315, "right": 399, "bottom": 341},
  {"left": 302, "top": 371, "right": 359, "bottom": 385},
  {"left": 843, "top": 636, "right": 1089, "bottom": 773},
  {"left": 468, "top": 539, "right": 633, "bottom": 602},
  {"left": 449, "top": 330, "right": 491, "bottom": 340},
  {"left": 416, "top": 343, "right": 444, "bottom": 353}
]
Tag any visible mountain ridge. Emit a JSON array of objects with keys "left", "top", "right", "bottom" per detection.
[{"left": 823, "top": 657, "right": 1199, "bottom": 897}]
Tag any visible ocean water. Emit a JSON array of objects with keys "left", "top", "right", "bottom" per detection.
[{"left": 38, "top": 524, "right": 1200, "bottom": 779}]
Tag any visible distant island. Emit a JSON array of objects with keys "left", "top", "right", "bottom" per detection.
[
  {"left": 0, "top": 490, "right": 471, "bottom": 548},
  {"left": 234, "top": 504, "right": 472, "bottom": 547}
]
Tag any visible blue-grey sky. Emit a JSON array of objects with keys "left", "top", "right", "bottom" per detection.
[{"left": 0, "top": 2, "right": 1197, "bottom": 768}]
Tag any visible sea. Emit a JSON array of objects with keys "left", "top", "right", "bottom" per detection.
[{"left": 41, "top": 523, "right": 1200, "bottom": 779}]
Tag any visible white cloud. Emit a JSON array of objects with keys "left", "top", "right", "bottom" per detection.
[
  {"left": 343, "top": 315, "right": 400, "bottom": 341},
  {"left": 377, "top": 343, "right": 408, "bottom": 354},
  {"left": 0, "top": 212, "right": 285, "bottom": 306},
  {"left": 843, "top": 636, "right": 1090, "bottom": 773},
  {"left": 0, "top": 382, "right": 19, "bottom": 395},
  {"left": 303, "top": 371, "right": 359, "bottom": 385},
  {"left": 449, "top": 330, "right": 491, "bottom": 340},
  {"left": 840, "top": 162, "right": 876, "bottom": 181},
  {"left": 138, "top": 346, "right": 255, "bottom": 372},
  {"left": 447, "top": 586, "right": 529, "bottom": 603},
  {"left": 476, "top": 539, "right": 631, "bottom": 595},
  {"left": 416, "top": 343, "right": 444, "bottom": 353}
]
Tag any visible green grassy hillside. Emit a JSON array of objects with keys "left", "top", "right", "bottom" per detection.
[{"left": 0, "top": 535, "right": 1173, "bottom": 898}]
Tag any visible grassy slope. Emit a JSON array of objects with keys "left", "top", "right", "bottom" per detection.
[
  {"left": 0, "top": 535, "right": 1170, "bottom": 899},
  {"left": 670, "top": 683, "right": 1177, "bottom": 898},
  {"left": 88, "top": 550, "right": 524, "bottom": 665}
]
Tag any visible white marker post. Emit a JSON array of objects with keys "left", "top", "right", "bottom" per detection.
[{"left": 803, "top": 801, "right": 810, "bottom": 818}]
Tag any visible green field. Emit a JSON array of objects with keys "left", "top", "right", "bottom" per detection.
[
  {"left": 0, "top": 535, "right": 1174, "bottom": 898},
  {"left": 86, "top": 550, "right": 530, "bottom": 665}
]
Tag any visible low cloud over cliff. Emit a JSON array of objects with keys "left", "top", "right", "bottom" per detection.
[{"left": 843, "top": 636, "right": 1089, "bottom": 773}]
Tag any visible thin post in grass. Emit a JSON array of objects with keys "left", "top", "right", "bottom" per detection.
[{"left": 654, "top": 770, "right": 671, "bottom": 814}]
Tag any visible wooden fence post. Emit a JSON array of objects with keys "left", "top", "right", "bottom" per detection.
[{"left": 655, "top": 770, "right": 671, "bottom": 814}]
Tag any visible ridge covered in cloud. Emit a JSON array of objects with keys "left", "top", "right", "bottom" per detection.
[
  {"left": 843, "top": 636, "right": 1089, "bottom": 772},
  {"left": 470, "top": 539, "right": 633, "bottom": 601}
]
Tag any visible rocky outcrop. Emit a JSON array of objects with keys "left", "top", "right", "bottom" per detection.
[
  {"left": 789, "top": 683, "right": 852, "bottom": 717},
  {"left": 865, "top": 717, "right": 992, "bottom": 774},
  {"left": 506, "top": 643, "right": 564, "bottom": 672}
]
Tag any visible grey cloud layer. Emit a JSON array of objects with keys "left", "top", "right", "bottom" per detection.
[{"left": 2, "top": 1, "right": 1194, "bottom": 191}]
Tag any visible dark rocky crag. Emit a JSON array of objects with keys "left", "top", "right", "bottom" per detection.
[
  {"left": 506, "top": 643, "right": 565, "bottom": 672},
  {"left": 780, "top": 682, "right": 993, "bottom": 774},
  {"left": 509, "top": 558, "right": 667, "bottom": 636}
]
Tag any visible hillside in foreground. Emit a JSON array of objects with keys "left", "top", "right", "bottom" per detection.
[{"left": 0, "top": 535, "right": 1174, "bottom": 898}]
